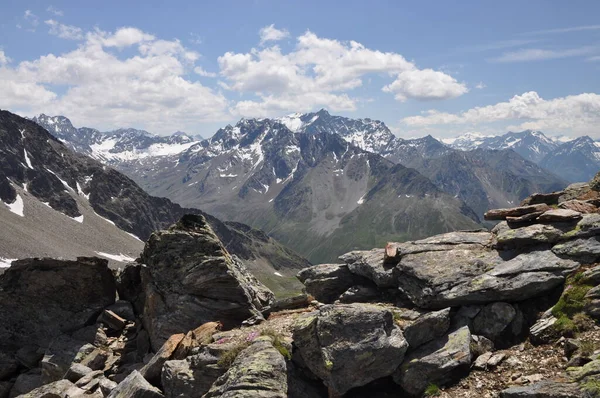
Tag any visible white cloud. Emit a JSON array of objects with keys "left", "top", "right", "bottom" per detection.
[
  {"left": 382, "top": 69, "right": 468, "bottom": 101},
  {"left": 1, "top": 26, "right": 228, "bottom": 133},
  {"left": 47, "top": 6, "right": 64, "bottom": 16},
  {"left": 259, "top": 24, "right": 290, "bottom": 45},
  {"left": 475, "top": 82, "right": 486, "bottom": 89},
  {"left": 45, "top": 20, "right": 83, "bottom": 40},
  {"left": 194, "top": 67, "right": 217, "bottom": 77},
  {"left": 402, "top": 91, "right": 600, "bottom": 136},
  {"left": 20, "top": 10, "right": 39, "bottom": 32},
  {"left": 0, "top": 50, "right": 10, "bottom": 65},
  {"left": 491, "top": 46, "right": 598, "bottom": 63},
  {"left": 218, "top": 31, "right": 466, "bottom": 117}
]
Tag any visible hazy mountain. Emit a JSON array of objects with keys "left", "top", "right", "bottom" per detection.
[{"left": 540, "top": 136, "right": 600, "bottom": 183}]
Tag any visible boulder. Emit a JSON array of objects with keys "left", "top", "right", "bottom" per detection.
[
  {"left": 500, "top": 380, "right": 583, "bottom": 397},
  {"left": 162, "top": 349, "right": 225, "bottom": 398},
  {"left": 64, "top": 363, "right": 93, "bottom": 383},
  {"left": 506, "top": 211, "right": 546, "bottom": 224},
  {"left": 203, "top": 336, "right": 288, "bottom": 398},
  {"left": 14, "top": 346, "right": 44, "bottom": 370},
  {"left": 581, "top": 264, "right": 600, "bottom": 285},
  {"left": 15, "top": 379, "right": 90, "bottom": 398},
  {"left": 139, "top": 333, "right": 185, "bottom": 385},
  {"left": 107, "top": 370, "right": 163, "bottom": 398},
  {"left": 116, "top": 263, "right": 145, "bottom": 315},
  {"left": 559, "top": 200, "right": 598, "bottom": 214},
  {"left": 0, "top": 257, "right": 116, "bottom": 354},
  {"left": 270, "top": 294, "right": 310, "bottom": 312},
  {"left": 567, "top": 359, "right": 600, "bottom": 381},
  {"left": 0, "top": 354, "right": 18, "bottom": 381},
  {"left": 484, "top": 204, "right": 551, "bottom": 220},
  {"left": 552, "top": 237, "right": 600, "bottom": 264},
  {"left": 106, "top": 300, "right": 136, "bottom": 322},
  {"left": 403, "top": 308, "right": 451, "bottom": 350},
  {"left": 293, "top": 303, "right": 408, "bottom": 396},
  {"left": 472, "top": 302, "right": 516, "bottom": 341},
  {"left": 521, "top": 192, "right": 562, "bottom": 206},
  {"left": 396, "top": 247, "right": 578, "bottom": 309},
  {"left": 41, "top": 335, "right": 95, "bottom": 383},
  {"left": 338, "top": 285, "right": 380, "bottom": 303},
  {"left": 297, "top": 263, "right": 371, "bottom": 303},
  {"left": 393, "top": 326, "right": 472, "bottom": 396},
  {"left": 559, "top": 183, "right": 592, "bottom": 203},
  {"left": 8, "top": 370, "right": 42, "bottom": 397},
  {"left": 529, "top": 312, "right": 558, "bottom": 345},
  {"left": 494, "top": 223, "right": 565, "bottom": 248},
  {"left": 98, "top": 310, "right": 127, "bottom": 332},
  {"left": 339, "top": 249, "right": 397, "bottom": 288},
  {"left": 140, "top": 215, "right": 274, "bottom": 350},
  {"left": 538, "top": 209, "right": 582, "bottom": 222}
]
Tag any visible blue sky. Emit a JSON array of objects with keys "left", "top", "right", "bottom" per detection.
[{"left": 1, "top": 0, "right": 599, "bottom": 138}]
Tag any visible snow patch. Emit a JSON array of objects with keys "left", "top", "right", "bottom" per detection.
[
  {"left": 72, "top": 215, "right": 84, "bottom": 223},
  {"left": 46, "top": 169, "right": 74, "bottom": 191},
  {"left": 274, "top": 272, "right": 283, "bottom": 277},
  {"left": 23, "top": 150, "right": 33, "bottom": 169},
  {"left": 125, "top": 232, "right": 143, "bottom": 242},
  {"left": 0, "top": 257, "right": 16, "bottom": 268},
  {"left": 357, "top": 194, "right": 366, "bottom": 205},
  {"left": 3, "top": 194, "right": 24, "bottom": 217},
  {"left": 95, "top": 252, "right": 136, "bottom": 262}
]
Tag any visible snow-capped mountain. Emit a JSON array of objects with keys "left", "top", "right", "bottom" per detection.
[
  {"left": 31, "top": 114, "right": 202, "bottom": 164},
  {"left": 540, "top": 136, "right": 600, "bottom": 182},
  {"left": 444, "top": 130, "right": 560, "bottom": 164}
]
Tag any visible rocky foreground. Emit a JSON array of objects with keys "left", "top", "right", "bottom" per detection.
[{"left": 2, "top": 177, "right": 600, "bottom": 397}]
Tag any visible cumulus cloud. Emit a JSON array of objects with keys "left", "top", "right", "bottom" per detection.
[
  {"left": 219, "top": 31, "right": 466, "bottom": 117},
  {"left": 259, "top": 24, "right": 290, "bottom": 45},
  {"left": 194, "top": 67, "right": 217, "bottom": 77},
  {"left": 402, "top": 91, "right": 600, "bottom": 135},
  {"left": 0, "top": 50, "right": 10, "bottom": 65},
  {"left": 1, "top": 25, "right": 228, "bottom": 133},
  {"left": 45, "top": 20, "right": 83, "bottom": 40}
]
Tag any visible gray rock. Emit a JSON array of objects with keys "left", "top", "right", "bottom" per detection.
[
  {"left": 0, "top": 382, "right": 12, "bottom": 398},
  {"left": 14, "top": 379, "right": 90, "bottom": 398},
  {"left": 0, "top": 257, "right": 116, "bottom": 354},
  {"left": 8, "top": 370, "right": 42, "bottom": 398},
  {"left": 293, "top": 303, "right": 408, "bottom": 395},
  {"left": 0, "top": 353, "right": 18, "bottom": 381},
  {"left": 338, "top": 285, "right": 380, "bottom": 303},
  {"left": 64, "top": 363, "right": 93, "bottom": 383},
  {"left": 473, "top": 351, "right": 493, "bottom": 370},
  {"left": 495, "top": 223, "right": 565, "bottom": 248},
  {"left": 139, "top": 333, "right": 185, "bottom": 385},
  {"left": 567, "top": 359, "right": 600, "bottom": 381},
  {"left": 581, "top": 264, "right": 600, "bottom": 285},
  {"left": 14, "top": 346, "right": 43, "bottom": 370},
  {"left": 552, "top": 237, "right": 600, "bottom": 264},
  {"left": 470, "top": 335, "right": 494, "bottom": 357},
  {"left": 98, "top": 309, "right": 127, "bottom": 331},
  {"left": 140, "top": 215, "right": 274, "bottom": 350},
  {"left": 500, "top": 380, "right": 583, "bottom": 397},
  {"left": 484, "top": 204, "right": 551, "bottom": 220},
  {"left": 162, "top": 350, "right": 225, "bottom": 398},
  {"left": 270, "top": 294, "right": 310, "bottom": 312},
  {"left": 472, "top": 302, "right": 516, "bottom": 340},
  {"left": 393, "top": 326, "right": 472, "bottom": 396},
  {"left": 106, "top": 300, "right": 136, "bottom": 322},
  {"left": 99, "top": 377, "right": 118, "bottom": 396},
  {"left": 529, "top": 313, "right": 558, "bottom": 345},
  {"left": 340, "top": 249, "right": 397, "bottom": 288},
  {"left": 204, "top": 337, "right": 288, "bottom": 398},
  {"left": 71, "top": 326, "right": 108, "bottom": 347},
  {"left": 79, "top": 347, "right": 110, "bottom": 371},
  {"left": 538, "top": 209, "right": 582, "bottom": 222},
  {"left": 116, "top": 263, "right": 145, "bottom": 315},
  {"left": 297, "top": 263, "right": 371, "bottom": 303},
  {"left": 558, "top": 200, "right": 598, "bottom": 214},
  {"left": 403, "top": 308, "right": 451, "bottom": 350},
  {"left": 396, "top": 247, "right": 578, "bottom": 309},
  {"left": 559, "top": 183, "right": 592, "bottom": 203},
  {"left": 107, "top": 370, "right": 163, "bottom": 398},
  {"left": 41, "top": 335, "right": 94, "bottom": 383}
]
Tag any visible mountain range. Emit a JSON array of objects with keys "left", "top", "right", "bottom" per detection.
[{"left": 31, "top": 110, "right": 570, "bottom": 263}]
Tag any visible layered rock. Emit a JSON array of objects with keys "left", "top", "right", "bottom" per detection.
[
  {"left": 0, "top": 257, "right": 116, "bottom": 354},
  {"left": 140, "top": 214, "right": 274, "bottom": 350}
]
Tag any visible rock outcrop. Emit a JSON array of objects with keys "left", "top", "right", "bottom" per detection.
[{"left": 140, "top": 214, "right": 275, "bottom": 350}]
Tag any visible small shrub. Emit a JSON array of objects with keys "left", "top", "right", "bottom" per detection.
[
  {"left": 573, "top": 313, "right": 595, "bottom": 332},
  {"left": 553, "top": 315, "right": 577, "bottom": 336},
  {"left": 424, "top": 383, "right": 441, "bottom": 396},
  {"left": 582, "top": 379, "right": 600, "bottom": 396},
  {"left": 579, "top": 340, "right": 597, "bottom": 357},
  {"left": 261, "top": 328, "right": 292, "bottom": 360},
  {"left": 217, "top": 341, "right": 250, "bottom": 368}
]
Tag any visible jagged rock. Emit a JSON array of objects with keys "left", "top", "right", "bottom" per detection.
[
  {"left": 116, "top": 263, "right": 145, "bottom": 315},
  {"left": 99, "top": 377, "right": 118, "bottom": 396},
  {"left": 293, "top": 303, "right": 408, "bottom": 395},
  {"left": 403, "top": 308, "right": 451, "bottom": 350},
  {"left": 590, "top": 172, "right": 600, "bottom": 192},
  {"left": 15, "top": 379, "right": 91, "bottom": 398},
  {"left": 494, "top": 222, "right": 565, "bottom": 248},
  {"left": 500, "top": 380, "right": 583, "bottom": 397},
  {"left": 581, "top": 264, "right": 600, "bottom": 285},
  {"left": 473, "top": 352, "right": 493, "bottom": 370},
  {"left": 559, "top": 200, "right": 598, "bottom": 214},
  {"left": 538, "top": 209, "right": 582, "bottom": 222},
  {"left": 140, "top": 333, "right": 185, "bottom": 385},
  {"left": 566, "top": 214, "right": 600, "bottom": 240},
  {"left": 487, "top": 352, "right": 506, "bottom": 367},
  {"left": 396, "top": 247, "right": 578, "bottom": 309},
  {"left": 565, "top": 339, "right": 582, "bottom": 359},
  {"left": 98, "top": 310, "right": 127, "bottom": 331},
  {"left": 484, "top": 204, "right": 551, "bottom": 220},
  {"left": 584, "top": 286, "right": 600, "bottom": 318},
  {"left": 80, "top": 347, "right": 110, "bottom": 371},
  {"left": 270, "top": 294, "right": 310, "bottom": 312},
  {"left": 393, "top": 326, "right": 472, "bottom": 396},
  {"left": 14, "top": 346, "right": 44, "bottom": 370},
  {"left": 559, "top": 183, "right": 592, "bottom": 203},
  {"left": 521, "top": 192, "right": 562, "bottom": 206},
  {"left": 41, "top": 335, "right": 94, "bottom": 383},
  {"left": 8, "top": 369, "right": 43, "bottom": 398},
  {"left": 339, "top": 249, "right": 397, "bottom": 288},
  {"left": 71, "top": 326, "right": 108, "bottom": 347},
  {"left": 0, "top": 257, "right": 116, "bottom": 354},
  {"left": 472, "top": 302, "right": 516, "bottom": 340},
  {"left": 506, "top": 211, "right": 546, "bottom": 224},
  {"left": 162, "top": 349, "right": 225, "bottom": 398},
  {"left": 140, "top": 215, "right": 274, "bottom": 350},
  {"left": 297, "top": 263, "right": 371, "bottom": 303},
  {"left": 552, "top": 237, "right": 600, "bottom": 264},
  {"left": 338, "top": 285, "right": 380, "bottom": 303},
  {"left": 529, "top": 312, "right": 558, "bottom": 345},
  {"left": 106, "top": 301, "right": 136, "bottom": 322},
  {"left": 74, "top": 370, "right": 103, "bottom": 389},
  {"left": 204, "top": 336, "right": 288, "bottom": 398},
  {"left": 470, "top": 335, "right": 494, "bottom": 357},
  {"left": 107, "top": 370, "right": 163, "bottom": 398},
  {"left": 64, "top": 363, "right": 93, "bottom": 383}
]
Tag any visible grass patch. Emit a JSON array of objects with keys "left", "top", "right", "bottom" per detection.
[
  {"left": 261, "top": 328, "right": 292, "bottom": 360},
  {"left": 582, "top": 379, "right": 600, "bottom": 396},
  {"left": 217, "top": 341, "right": 250, "bottom": 368},
  {"left": 551, "top": 273, "right": 593, "bottom": 319},
  {"left": 424, "top": 383, "right": 441, "bottom": 396},
  {"left": 580, "top": 340, "right": 597, "bottom": 357}
]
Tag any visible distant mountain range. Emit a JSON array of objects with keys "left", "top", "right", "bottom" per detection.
[
  {"left": 1, "top": 110, "right": 308, "bottom": 296},
  {"left": 443, "top": 130, "right": 600, "bottom": 182},
  {"left": 32, "top": 110, "right": 572, "bottom": 263}
]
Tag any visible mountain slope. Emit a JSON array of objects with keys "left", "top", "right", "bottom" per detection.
[
  {"left": 540, "top": 136, "right": 600, "bottom": 183},
  {"left": 121, "top": 118, "right": 480, "bottom": 263},
  {"left": 0, "top": 110, "right": 309, "bottom": 295}
]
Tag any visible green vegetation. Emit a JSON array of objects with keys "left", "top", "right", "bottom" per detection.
[
  {"left": 424, "top": 383, "right": 441, "bottom": 396},
  {"left": 579, "top": 340, "right": 597, "bottom": 357},
  {"left": 551, "top": 272, "right": 595, "bottom": 336},
  {"left": 582, "top": 379, "right": 600, "bottom": 396},
  {"left": 261, "top": 328, "right": 292, "bottom": 360},
  {"left": 217, "top": 341, "right": 250, "bottom": 368}
]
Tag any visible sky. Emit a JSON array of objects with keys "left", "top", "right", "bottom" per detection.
[{"left": 1, "top": 0, "right": 599, "bottom": 139}]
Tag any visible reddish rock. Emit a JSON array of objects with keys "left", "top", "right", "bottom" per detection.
[
  {"left": 484, "top": 204, "right": 551, "bottom": 221},
  {"left": 538, "top": 209, "right": 582, "bottom": 222},
  {"left": 559, "top": 200, "right": 598, "bottom": 214}
]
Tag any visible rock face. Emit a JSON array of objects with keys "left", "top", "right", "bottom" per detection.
[
  {"left": 296, "top": 263, "right": 372, "bottom": 303},
  {"left": 204, "top": 336, "right": 288, "bottom": 398},
  {"left": 394, "top": 326, "right": 472, "bottom": 396},
  {"left": 140, "top": 215, "right": 275, "bottom": 350},
  {"left": 0, "top": 257, "right": 115, "bottom": 353},
  {"left": 293, "top": 303, "right": 408, "bottom": 395}
]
